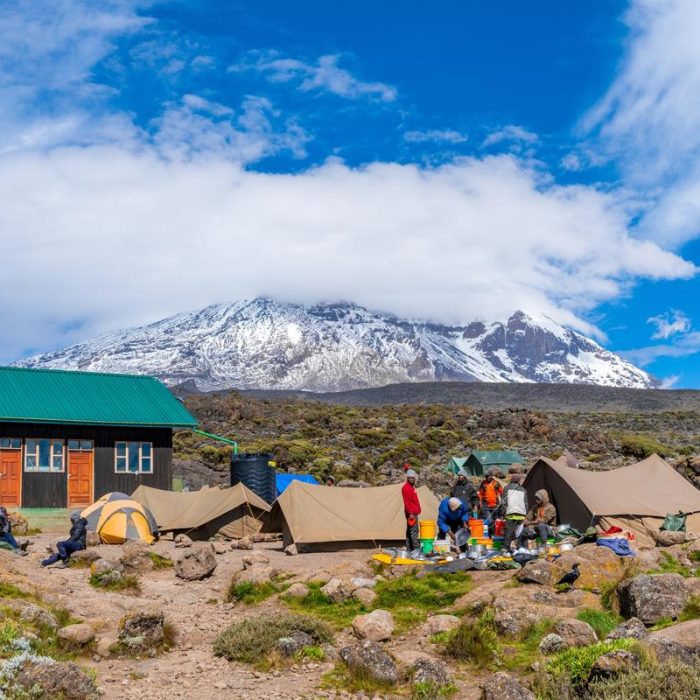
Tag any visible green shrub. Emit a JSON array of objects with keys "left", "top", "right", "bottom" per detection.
[
  {"left": 213, "top": 614, "right": 332, "bottom": 664},
  {"left": 443, "top": 611, "right": 498, "bottom": 668},
  {"left": 89, "top": 573, "right": 141, "bottom": 593},
  {"left": 690, "top": 550, "right": 700, "bottom": 563},
  {"left": 546, "top": 639, "right": 637, "bottom": 687},
  {"left": 588, "top": 658, "right": 700, "bottom": 699},
  {"left": 412, "top": 680, "right": 457, "bottom": 699},
  {"left": 650, "top": 551, "right": 693, "bottom": 578},
  {"left": 620, "top": 434, "right": 669, "bottom": 459},
  {"left": 149, "top": 552, "right": 174, "bottom": 569},
  {"left": 679, "top": 595, "right": 700, "bottom": 622},
  {"left": 576, "top": 609, "right": 621, "bottom": 639},
  {"left": 284, "top": 582, "right": 363, "bottom": 629},
  {"left": 227, "top": 581, "right": 279, "bottom": 605}
]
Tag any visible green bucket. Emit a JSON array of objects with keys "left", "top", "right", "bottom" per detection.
[{"left": 419, "top": 539, "right": 434, "bottom": 555}]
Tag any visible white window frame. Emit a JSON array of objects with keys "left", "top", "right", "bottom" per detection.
[
  {"left": 114, "top": 442, "right": 153, "bottom": 475},
  {"left": 67, "top": 439, "right": 94, "bottom": 451},
  {"left": 24, "top": 438, "right": 65, "bottom": 473}
]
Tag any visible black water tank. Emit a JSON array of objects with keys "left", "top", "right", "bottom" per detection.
[{"left": 230, "top": 453, "right": 277, "bottom": 504}]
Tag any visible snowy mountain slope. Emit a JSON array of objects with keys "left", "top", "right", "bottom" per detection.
[{"left": 15, "top": 299, "right": 656, "bottom": 391}]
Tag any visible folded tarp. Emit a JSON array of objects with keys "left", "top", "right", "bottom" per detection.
[
  {"left": 131, "top": 483, "right": 270, "bottom": 540},
  {"left": 262, "top": 480, "right": 440, "bottom": 551},
  {"left": 276, "top": 473, "right": 319, "bottom": 497}
]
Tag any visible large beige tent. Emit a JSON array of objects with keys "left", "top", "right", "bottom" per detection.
[
  {"left": 131, "top": 483, "right": 270, "bottom": 540},
  {"left": 262, "top": 481, "right": 441, "bottom": 551},
  {"left": 524, "top": 454, "right": 700, "bottom": 545}
]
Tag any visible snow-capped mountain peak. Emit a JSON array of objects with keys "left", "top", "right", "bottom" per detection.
[{"left": 15, "top": 298, "right": 656, "bottom": 391}]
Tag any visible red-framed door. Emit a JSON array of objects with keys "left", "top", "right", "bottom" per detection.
[
  {"left": 0, "top": 449, "right": 21, "bottom": 507},
  {"left": 67, "top": 450, "right": 93, "bottom": 508}
]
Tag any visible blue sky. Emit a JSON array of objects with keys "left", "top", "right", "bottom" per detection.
[{"left": 2, "top": 1, "right": 700, "bottom": 386}]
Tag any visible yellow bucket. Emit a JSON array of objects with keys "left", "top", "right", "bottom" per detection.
[{"left": 419, "top": 519, "right": 436, "bottom": 540}]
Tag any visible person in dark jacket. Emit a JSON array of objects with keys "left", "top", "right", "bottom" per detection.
[
  {"left": 41, "top": 512, "right": 87, "bottom": 568},
  {"left": 450, "top": 470, "right": 480, "bottom": 514},
  {"left": 0, "top": 506, "right": 26, "bottom": 555},
  {"left": 437, "top": 497, "right": 470, "bottom": 550},
  {"left": 516, "top": 489, "right": 557, "bottom": 549}
]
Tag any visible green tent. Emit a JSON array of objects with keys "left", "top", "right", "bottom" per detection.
[
  {"left": 464, "top": 450, "right": 525, "bottom": 477},
  {"left": 447, "top": 456, "right": 469, "bottom": 475}
]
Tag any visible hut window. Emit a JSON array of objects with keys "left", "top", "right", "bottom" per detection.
[
  {"left": 68, "top": 440, "right": 94, "bottom": 451},
  {"left": 0, "top": 438, "right": 21, "bottom": 449},
  {"left": 115, "top": 442, "right": 153, "bottom": 474},
  {"left": 24, "top": 439, "right": 64, "bottom": 472}
]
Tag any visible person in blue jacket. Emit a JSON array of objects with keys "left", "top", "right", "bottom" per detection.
[{"left": 438, "top": 497, "right": 470, "bottom": 550}]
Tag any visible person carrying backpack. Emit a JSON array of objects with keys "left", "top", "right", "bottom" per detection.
[{"left": 498, "top": 467, "right": 528, "bottom": 551}]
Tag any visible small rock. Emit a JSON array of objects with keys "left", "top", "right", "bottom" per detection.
[
  {"left": 412, "top": 658, "right": 452, "bottom": 687},
  {"left": 482, "top": 671, "right": 535, "bottom": 700},
  {"left": 14, "top": 659, "right": 99, "bottom": 699},
  {"left": 237, "top": 536, "right": 253, "bottom": 550},
  {"left": 96, "top": 638, "right": 114, "bottom": 658},
  {"left": 588, "top": 650, "right": 640, "bottom": 682},
  {"left": 351, "top": 577, "right": 377, "bottom": 589},
  {"left": 284, "top": 544, "right": 299, "bottom": 556},
  {"left": 120, "top": 541, "right": 153, "bottom": 572},
  {"left": 118, "top": 611, "right": 165, "bottom": 651},
  {"left": 235, "top": 565, "right": 276, "bottom": 586},
  {"left": 86, "top": 532, "right": 101, "bottom": 547},
  {"left": 211, "top": 541, "right": 228, "bottom": 555},
  {"left": 655, "top": 531, "right": 687, "bottom": 547},
  {"left": 352, "top": 609, "right": 394, "bottom": 642},
  {"left": 516, "top": 559, "right": 558, "bottom": 586},
  {"left": 71, "top": 549, "right": 101, "bottom": 564},
  {"left": 339, "top": 640, "right": 399, "bottom": 685},
  {"left": 322, "top": 577, "right": 354, "bottom": 603},
  {"left": 242, "top": 551, "right": 270, "bottom": 568},
  {"left": 352, "top": 588, "right": 377, "bottom": 606},
  {"left": 554, "top": 619, "right": 598, "bottom": 647},
  {"left": 285, "top": 583, "right": 310, "bottom": 599},
  {"left": 617, "top": 573, "right": 689, "bottom": 624},
  {"left": 277, "top": 631, "right": 315, "bottom": 657},
  {"left": 538, "top": 633, "right": 566, "bottom": 654},
  {"left": 606, "top": 617, "right": 648, "bottom": 640},
  {"left": 174, "top": 533, "right": 192, "bottom": 548},
  {"left": 91, "top": 559, "right": 124, "bottom": 577},
  {"left": 20, "top": 603, "right": 59, "bottom": 630},
  {"left": 424, "top": 615, "right": 461, "bottom": 635},
  {"left": 58, "top": 623, "right": 96, "bottom": 647},
  {"left": 175, "top": 544, "right": 217, "bottom": 581}
]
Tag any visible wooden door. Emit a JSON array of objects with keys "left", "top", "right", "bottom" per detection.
[
  {"left": 67, "top": 451, "right": 93, "bottom": 507},
  {"left": 0, "top": 450, "right": 21, "bottom": 507}
]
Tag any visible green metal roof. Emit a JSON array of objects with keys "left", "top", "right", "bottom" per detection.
[
  {"left": 0, "top": 367, "right": 198, "bottom": 428},
  {"left": 468, "top": 450, "right": 525, "bottom": 465}
]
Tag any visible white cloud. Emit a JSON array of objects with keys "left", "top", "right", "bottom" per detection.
[
  {"left": 404, "top": 129, "right": 467, "bottom": 144},
  {"left": 647, "top": 309, "right": 691, "bottom": 339},
  {"left": 0, "top": 149, "right": 694, "bottom": 362},
  {"left": 660, "top": 375, "right": 680, "bottom": 389},
  {"left": 583, "top": 0, "right": 700, "bottom": 246},
  {"left": 622, "top": 332, "right": 700, "bottom": 367},
  {"left": 482, "top": 125, "right": 538, "bottom": 148},
  {"left": 231, "top": 51, "right": 397, "bottom": 102}
]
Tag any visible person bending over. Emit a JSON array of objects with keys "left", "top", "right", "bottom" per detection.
[{"left": 438, "top": 497, "right": 470, "bottom": 551}]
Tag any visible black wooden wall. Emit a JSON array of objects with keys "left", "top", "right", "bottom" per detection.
[{"left": 0, "top": 422, "right": 172, "bottom": 508}]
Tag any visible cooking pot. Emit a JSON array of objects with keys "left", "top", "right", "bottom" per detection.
[
  {"left": 558, "top": 542, "right": 575, "bottom": 552},
  {"left": 468, "top": 544, "right": 485, "bottom": 557}
]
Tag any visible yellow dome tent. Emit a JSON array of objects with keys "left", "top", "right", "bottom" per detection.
[
  {"left": 81, "top": 492, "right": 131, "bottom": 531},
  {"left": 95, "top": 500, "right": 157, "bottom": 545}
]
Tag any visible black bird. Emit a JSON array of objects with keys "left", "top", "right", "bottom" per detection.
[{"left": 556, "top": 563, "right": 581, "bottom": 590}]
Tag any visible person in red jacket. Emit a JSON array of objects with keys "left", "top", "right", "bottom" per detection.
[{"left": 402, "top": 469, "right": 421, "bottom": 552}]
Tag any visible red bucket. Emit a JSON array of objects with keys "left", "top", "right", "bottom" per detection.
[{"left": 493, "top": 519, "right": 505, "bottom": 536}]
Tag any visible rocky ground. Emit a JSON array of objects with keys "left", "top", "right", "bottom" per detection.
[{"left": 1, "top": 526, "right": 699, "bottom": 699}]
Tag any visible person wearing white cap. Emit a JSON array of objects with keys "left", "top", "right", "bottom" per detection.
[
  {"left": 450, "top": 469, "right": 480, "bottom": 515},
  {"left": 401, "top": 469, "right": 421, "bottom": 552},
  {"left": 437, "top": 496, "right": 470, "bottom": 550}
]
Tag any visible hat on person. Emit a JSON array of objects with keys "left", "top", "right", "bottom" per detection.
[
  {"left": 325, "top": 475, "right": 336, "bottom": 484},
  {"left": 70, "top": 510, "right": 81, "bottom": 521},
  {"left": 448, "top": 497, "right": 461, "bottom": 511},
  {"left": 457, "top": 469, "right": 468, "bottom": 478},
  {"left": 405, "top": 469, "right": 418, "bottom": 479}
]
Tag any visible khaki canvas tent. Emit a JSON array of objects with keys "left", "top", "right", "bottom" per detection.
[
  {"left": 262, "top": 481, "right": 441, "bottom": 551},
  {"left": 524, "top": 454, "right": 700, "bottom": 546},
  {"left": 131, "top": 483, "right": 270, "bottom": 540}
]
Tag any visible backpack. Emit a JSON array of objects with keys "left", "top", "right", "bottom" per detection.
[
  {"left": 660, "top": 511, "right": 688, "bottom": 532},
  {"left": 504, "top": 488, "right": 527, "bottom": 517}
]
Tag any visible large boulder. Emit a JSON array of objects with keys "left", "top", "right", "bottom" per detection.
[
  {"left": 617, "top": 574, "right": 689, "bottom": 624},
  {"left": 555, "top": 544, "right": 626, "bottom": 589},
  {"left": 645, "top": 637, "right": 696, "bottom": 665},
  {"left": 90, "top": 558, "right": 124, "bottom": 577},
  {"left": 352, "top": 609, "right": 395, "bottom": 642},
  {"left": 554, "top": 618, "right": 598, "bottom": 647},
  {"left": 339, "top": 640, "right": 399, "bottom": 685},
  {"left": 655, "top": 530, "right": 687, "bottom": 547},
  {"left": 120, "top": 541, "right": 154, "bottom": 572},
  {"left": 482, "top": 672, "right": 535, "bottom": 700},
  {"left": 175, "top": 544, "right": 217, "bottom": 581},
  {"left": 71, "top": 549, "right": 100, "bottom": 565},
  {"left": 8, "top": 511, "right": 29, "bottom": 536},
  {"left": 241, "top": 551, "right": 270, "bottom": 568},
  {"left": 648, "top": 619, "right": 700, "bottom": 656},
  {"left": 12, "top": 659, "right": 99, "bottom": 699},
  {"left": 285, "top": 583, "right": 310, "bottom": 599},
  {"left": 58, "top": 623, "right": 96, "bottom": 647},
  {"left": 118, "top": 611, "right": 165, "bottom": 651}
]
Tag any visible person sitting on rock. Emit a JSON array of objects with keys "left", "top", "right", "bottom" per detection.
[
  {"left": 0, "top": 506, "right": 27, "bottom": 556},
  {"left": 516, "top": 489, "right": 557, "bottom": 549},
  {"left": 450, "top": 469, "right": 480, "bottom": 515},
  {"left": 437, "top": 497, "right": 471, "bottom": 551},
  {"left": 41, "top": 511, "right": 87, "bottom": 568}
]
